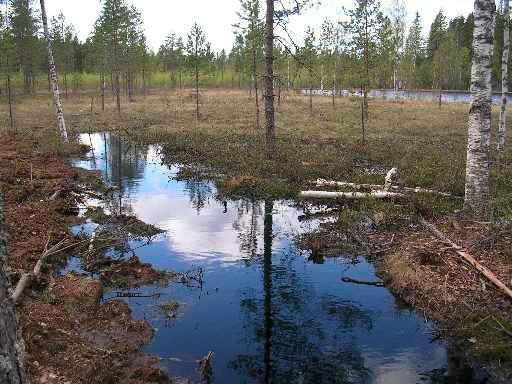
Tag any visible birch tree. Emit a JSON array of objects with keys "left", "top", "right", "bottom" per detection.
[
  {"left": 40, "top": 0, "right": 68, "bottom": 141},
  {"left": 498, "top": 0, "right": 510, "bottom": 151},
  {"left": 464, "top": 0, "right": 496, "bottom": 218}
]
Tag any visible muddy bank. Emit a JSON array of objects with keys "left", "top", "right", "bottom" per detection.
[
  {"left": 298, "top": 205, "right": 512, "bottom": 383},
  {"left": 375, "top": 217, "right": 512, "bottom": 383},
  {"left": 0, "top": 135, "right": 171, "bottom": 384}
]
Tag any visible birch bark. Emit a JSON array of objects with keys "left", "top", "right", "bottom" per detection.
[
  {"left": 498, "top": 0, "right": 510, "bottom": 151},
  {"left": 464, "top": 0, "right": 496, "bottom": 218},
  {"left": 40, "top": 0, "right": 68, "bottom": 142}
]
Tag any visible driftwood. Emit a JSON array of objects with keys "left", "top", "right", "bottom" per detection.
[
  {"left": 420, "top": 218, "right": 512, "bottom": 301},
  {"left": 299, "top": 190, "right": 403, "bottom": 200},
  {"left": 313, "top": 179, "right": 461, "bottom": 199},
  {"left": 341, "top": 277, "right": 384, "bottom": 287},
  {"left": 303, "top": 167, "right": 461, "bottom": 200},
  {"left": 11, "top": 238, "right": 68, "bottom": 304}
]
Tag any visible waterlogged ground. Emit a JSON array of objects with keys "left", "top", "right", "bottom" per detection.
[{"left": 68, "top": 133, "right": 480, "bottom": 384}]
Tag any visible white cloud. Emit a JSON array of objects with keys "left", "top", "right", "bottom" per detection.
[{"left": 43, "top": 0, "right": 476, "bottom": 52}]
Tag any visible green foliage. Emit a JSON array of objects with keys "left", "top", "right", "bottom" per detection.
[{"left": 185, "top": 22, "right": 213, "bottom": 75}]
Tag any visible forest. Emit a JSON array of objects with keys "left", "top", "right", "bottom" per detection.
[
  {"left": 1, "top": 0, "right": 511, "bottom": 95},
  {"left": 1, "top": 0, "right": 512, "bottom": 384}
]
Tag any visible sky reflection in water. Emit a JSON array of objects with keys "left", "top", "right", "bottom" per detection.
[{"left": 71, "top": 133, "right": 473, "bottom": 384}]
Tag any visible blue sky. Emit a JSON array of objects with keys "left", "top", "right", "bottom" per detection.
[{"left": 42, "top": 0, "right": 476, "bottom": 52}]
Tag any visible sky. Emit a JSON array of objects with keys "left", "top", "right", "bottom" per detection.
[{"left": 42, "top": 0, "right": 477, "bottom": 52}]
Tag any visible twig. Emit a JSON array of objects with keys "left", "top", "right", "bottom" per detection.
[
  {"left": 420, "top": 218, "right": 512, "bottom": 301},
  {"left": 10, "top": 237, "right": 69, "bottom": 304},
  {"left": 492, "top": 316, "right": 512, "bottom": 338}
]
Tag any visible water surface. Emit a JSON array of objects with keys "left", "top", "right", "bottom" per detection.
[{"left": 71, "top": 133, "right": 479, "bottom": 384}]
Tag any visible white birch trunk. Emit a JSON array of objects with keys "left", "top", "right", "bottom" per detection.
[
  {"left": 40, "top": 0, "right": 68, "bottom": 142},
  {"left": 498, "top": 0, "right": 510, "bottom": 151},
  {"left": 464, "top": 0, "right": 496, "bottom": 218},
  {"left": 299, "top": 191, "right": 403, "bottom": 200}
]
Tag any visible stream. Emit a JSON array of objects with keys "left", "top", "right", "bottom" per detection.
[{"left": 68, "top": 132, "right": 482, "bottom": 384}]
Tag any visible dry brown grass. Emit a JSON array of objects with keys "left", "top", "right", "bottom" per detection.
[{"left": 2, "top": 88, "right": 511, "bottom": 215}]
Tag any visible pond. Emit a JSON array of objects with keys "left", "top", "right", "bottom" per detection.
[{"left": 70, "top": 132, "right": 482, "bottom": 384}]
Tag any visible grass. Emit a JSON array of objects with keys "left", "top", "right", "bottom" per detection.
[{"left": 2, "top": 87, "right": 511, "bottom": 218}]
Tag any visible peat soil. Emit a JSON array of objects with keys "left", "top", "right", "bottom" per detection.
[
  {"left": 375, "top": 217, "right": 512, "bottom": 383},
  {"left": 298, "top": 206, "right": 512, "bottom": 383},
  {"left": 0, "top": 134, "right": 172, "bottom": 384}
]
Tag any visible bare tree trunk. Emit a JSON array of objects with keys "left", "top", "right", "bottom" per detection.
[
  {"left": 264, "top": 0, "right": 276, "bottom": 156},
  {"left": 0, "top": 198, "right": 27, "bottom": 384},
  {"left": 7, "top": 70, "right": 15, "bottom": 134},
  {"left": 362, "top": 9, "right": 369, "bottom": 145},
  {"left": 115, "top": 71, "right": 121, "bottom": 115},
  {"left": 278, "top": 79, "right": 281, "bottom": 107},
  {"left": 498, "top": 0, "right": 510, "bottom": 151},
  {"left": 253, "top": 46, "right": 261, "bottom": 129},
  {"left": 309, "top": 82, "right": 313, "bottom": 115},
  {"left": 127, "top": 71, "right": 134, "bottom": 102},
  {"left": 195, "top": 64, "right": 200, "bottom": 120},
  {"left": 101, "top": 72, "right": 105, "bottom": 112},
  {"left": 464, "top": 0, "right": 496, "bottom": 219},
  {"left": 40, "top": 0, "right": 68, "bottom": 142},
  {"left": 64, "top": 72, "right": 68, "bottom": 98},
  {"left": 332, "top": 79, "right": 335, "bottom": 108}
]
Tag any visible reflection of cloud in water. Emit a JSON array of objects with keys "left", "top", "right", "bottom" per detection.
[
  {"left": 363, "top": 348, "right": 447, "bottom": 384},
  {"left": 131, "top": 192, "right": 316, "bottom": 265}
]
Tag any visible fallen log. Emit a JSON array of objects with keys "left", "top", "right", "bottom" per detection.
[
  {"left": 420, "top": 218, "right": 512, "bottom": 301},
  {"left": 299, "top": 190, "right": 403, "bottom": 200},
  {"left": 314, "top": 179, "right": 461, "bottom": 199},
  {"left": 341, "top": 277, "right": 384, "bottom": 287}
]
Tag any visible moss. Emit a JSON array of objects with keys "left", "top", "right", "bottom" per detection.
[
  {"left": 159, "top": 301, "right": 180, "bottom": 319},
  {"left": 217, "top": 176, "right": 299, "bottom": 200},
  {"left": 459, "top": 314, "right": 512, "bottom": 363}
]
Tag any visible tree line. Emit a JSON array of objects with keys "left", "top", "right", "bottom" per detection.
[{"left": 2, "top": 0, "right": 512, "bottom": 98}]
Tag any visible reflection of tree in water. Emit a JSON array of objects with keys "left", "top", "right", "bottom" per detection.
[
  {"left": 105, "top": 134, "right": 148, "bottom": 194},
  {"left": 232, "top": 199, "right": 262, "bottom": 261},
  {"left": 184, "top": 179, "right": 213, "bottom": 213},
  {"left": 100, "top": 134, "right": 149, "bottom": 216},
  {"left": 231, "top": 200, "right": 371, "bottom": 384}
]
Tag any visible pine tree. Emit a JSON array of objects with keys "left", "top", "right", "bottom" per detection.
[
  {"left": 186, "top": 22, "right": 212, "bottom": 120},
  {"left": 94, "top": 0, "right": 145, "bottom": 114},
  {"left": 402, "top": 12, "right": 425, "bottom": 88},
  {"left": 235, "top": 0, "right": 264, "bottom": 128},
  {"left": 345, "top": 0, "right": 383, "bottom": 144},
  {"left": 9, "top": 0, "right": 39, "bottom": 94},
  {"left": 158, "top": 32, "right": 184, "bottom": 87},
  {"left": 301, "top": 26, "right": 317, "bottom": 114}
]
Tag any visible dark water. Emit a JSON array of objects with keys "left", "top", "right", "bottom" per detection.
[{"left": 70, "top": 133, "right": 480, "bottom": 384}]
